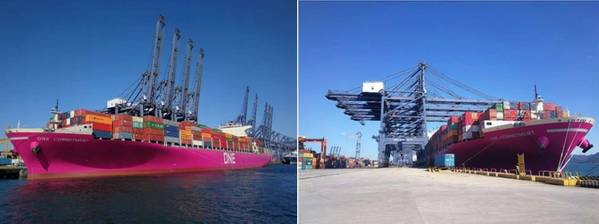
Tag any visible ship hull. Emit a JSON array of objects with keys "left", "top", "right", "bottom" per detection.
[
  {"left": 6, "top": 132, "right": 272, "bottom": 179},
  {"left": 434, "top": 118, "right": 593, "bottom": 174}
]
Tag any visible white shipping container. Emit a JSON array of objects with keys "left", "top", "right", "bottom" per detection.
[
  {"left": 66, "top": 118, "right": 71, "bottom": 126},
  {"left": 481, "top": 120, "right": 520, "bottom": 130},
  {"left": 192, "top": 140, "right": 203, "bottom": 147},
  {"left": 503, "top": 101, "right": 511, "bottom": 110},
  {"left": 496, "top": 112, "right": 504, "bottom": 120},
  {"left": 362, "top": 81, "right": 384, "bottom": 93},
  {"left": 70, "top": 110, "right": 75, "bottom": 118},
  {"left": 164, "top": 119, "right": 178, "bottom": 126},
  {"left": 132, "top": 116, "right": 143, "bottom": 122}
]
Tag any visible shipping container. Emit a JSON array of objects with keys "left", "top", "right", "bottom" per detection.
[
  {"left": 85, "top": 114, "right": 112, "bottom": 125},
  {"left": 113, "top": 132, "right": 133, "bottom": 140},
  {"left": 165, "top": 136, "right": 179, "bottom": 144},
  {"left": 93, "top": 130, "right": 112, "bottom": 139},
  {"left": 434, "top": 154, "right": 455, "bottom": 167}
]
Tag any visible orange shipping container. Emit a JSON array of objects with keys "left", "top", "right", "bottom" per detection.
[{"left": 85, "top": 114, "right": 112, "bottom": 125}]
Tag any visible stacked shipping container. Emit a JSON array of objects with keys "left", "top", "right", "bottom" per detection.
[
  {"left": 54, "top": 109, "right": 263, "bottom": 154},
  {"left": 143, "top": 116, "right": 164, "bottom": 142},
  {"left": 113, "top": 114, "right": 133, "bottom": 140}
]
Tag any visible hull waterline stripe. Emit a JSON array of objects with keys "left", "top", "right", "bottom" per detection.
[
  {"left": 9, "top": 137, "right": 29, "bottom": 140},
  {"left": 547, "top": 128, "right": 588, "bottom": 133}
]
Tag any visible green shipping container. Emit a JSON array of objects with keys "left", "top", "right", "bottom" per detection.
[
  {"left": 496, "top": 103, "right": 504, "bottom": 112},
  {"left": 143, "top": 121, "right": 164, "bottom": 129},
  {"left": 133, "top": 121, "right": 143, "bottom": 129}
]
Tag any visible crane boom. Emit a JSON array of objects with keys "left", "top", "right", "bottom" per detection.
[
  {"left": 190, "top": 48, "right": 205, "bottom": 121},
  {"left": 163, "top": 28, "right": 181, "bottom": 114},
  {"left": 241, "top": 86, "right": 249, "bottom": 124},
  {"left": 178, "top": 39, "right": 194, "bottom": 120},
  {"left": 251, "top": 94, "right": 258, "bottom": 126},
  {"left": 146, "top": 15, "right": 166, "bottom": 105}
]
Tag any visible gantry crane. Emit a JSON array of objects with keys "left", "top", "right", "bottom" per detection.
[
  {"left": 355, "top": 131, "right": 362, "bottom": 167},
  {"left": 111, "top": 15, "right": 205, "bottom": 123},
  {"left": 298, "top": 137, "right": 328, "bottom": 169},
  {"left": 326, "top": 63, "right": 503, "bottom": 167}
]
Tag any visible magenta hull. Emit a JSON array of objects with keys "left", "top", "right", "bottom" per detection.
[
  {"left": 6, "top": 132, "right": 272, "bottom": 179},
  {"left": 436, "top": 119, "right": 593, "bottom": 174}
]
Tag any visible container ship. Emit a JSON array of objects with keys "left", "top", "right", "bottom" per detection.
[
  {"left": 425, "top": 91, "right": 594, "bottom": 174},
  {"left": 4, "top": 16, "right": 272, "bottom": 179}
]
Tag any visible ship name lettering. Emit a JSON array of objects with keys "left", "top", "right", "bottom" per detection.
[
  {"left": 224, "top": 152, "right": 236, "bottom": 164},
  {"left": 36, "top": 137, "right": 50, "bottom": 141}
]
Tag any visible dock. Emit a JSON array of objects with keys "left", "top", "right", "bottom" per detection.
[
  {"left": 0, "top": 166, "right": 27, "bottom": 179},
  {"left": 299, "top": 168, "right": 599, "bottom": 224}
]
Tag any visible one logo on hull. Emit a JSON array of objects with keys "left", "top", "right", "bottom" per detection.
[{"left": 224, "top": 152, "right": 236, "bottom": 164}]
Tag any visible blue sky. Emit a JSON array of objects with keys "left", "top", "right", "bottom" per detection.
[
  {"left": 0, "top": 0, "right": 296, "bottom": 139},
  {"left": 300, "top": 2, "right": 599, "bottom": 159}
]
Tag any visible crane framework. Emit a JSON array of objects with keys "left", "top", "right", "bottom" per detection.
[
  {"left": 224, "top": 87, "right": 296, "bottom": 157},
  {"left": 326, "top": 63, "right": 503, "bottom": 167},
  {"left": 114, "top": 15, "right": 205, "bottom": 122}
]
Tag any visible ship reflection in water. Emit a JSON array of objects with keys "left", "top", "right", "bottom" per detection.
[{"left": 0, "top": 164, "right": 296, "bottom": 223}]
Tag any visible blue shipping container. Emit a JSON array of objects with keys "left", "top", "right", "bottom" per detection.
[
  {"left": 165, "top": 129, "right": 179, "bottom": 137},
  {"left": 165, "top": 125, "right": 178, "bottom": 132},
  {"left": 434, "top": 153, "right": 455, "bottom": 167},
  {"left": 93, "top": 130, "right": 112, "bottom": 139}
]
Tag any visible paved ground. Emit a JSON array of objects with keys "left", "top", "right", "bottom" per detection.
[{"left": 299, "top": 168, "right": 599, "bottom": 224}]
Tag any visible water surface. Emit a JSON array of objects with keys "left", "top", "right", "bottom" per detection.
[{"left": 0, "top": 164, "right": 296, "bottom": 223}]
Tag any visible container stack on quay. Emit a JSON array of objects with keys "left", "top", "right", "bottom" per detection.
[
  {"left": 298, "top": 150, "right": 314, "bottom": 170},
  {"left": 434, "top": 153, "right": 455, "bottom": 168}
]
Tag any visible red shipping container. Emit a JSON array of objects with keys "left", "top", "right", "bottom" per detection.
[
  {"left": 503, "top": 109, "right": 518, "bottom": 121},
  {"left": 114, "top": 114, "right": 133, "bottom": 121},
  {"left": 142, "top": 116, "right": 164, "bottom": 124},
  {"left": 543, "top": 103, "right": 557, "bottom": 111},
  {"left": 448, "top": 116, "right": 459, "bottom": 125},
  {"left": 113, "top": 120, "right": 133, "bottom": 127},
  {"left": 461, "top": 112, "right": 480, "bottom": 125},
  {"left": 113, "top": 126, "right": 133, "bottom": 133},
  {"left": 522, "top": 111, "right": 532, "bottom": 120},
  {"left": 480, "top": 109, "right": 497, "bottom": 121},
  {"left": 91, "top": 122, "right": 112, "bottom": 132},
  {"left": 179, "top": 121, "right": 195, "bottom": 129},
  {"left": 74, "top": 109, "right": 108, "bottom": 118}
]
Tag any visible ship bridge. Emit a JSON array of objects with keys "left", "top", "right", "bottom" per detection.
[{"left": 326, "top": 63, "right": 503, "bottom": 167}]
